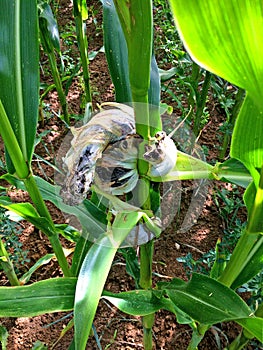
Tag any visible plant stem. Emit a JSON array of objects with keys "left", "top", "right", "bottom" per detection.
[
  {"left": 24, "top": 174, "right": 71, "bottom": 277},
  {"left": 47, "top": 50, "right": 69, "bottom": 124},
  {"left": 0, "top": 239, "right": 20, "bottom": 286}
]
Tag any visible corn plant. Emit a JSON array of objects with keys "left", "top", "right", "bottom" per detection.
[{"left": 0, "top": 1, "right": 262, "bottom": 350}]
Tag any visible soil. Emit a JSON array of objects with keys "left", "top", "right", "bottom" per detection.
[{"left": 0, "top": 1, "right": 257, "bottom": 349}]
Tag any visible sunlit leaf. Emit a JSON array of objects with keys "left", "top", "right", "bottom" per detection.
[
  {"left": 169, "top": 0, "right": 263, "bottom": 169},
  {"left": 169, "top": 0, "right": 263, "bottom": 99},
  {"left": 0, "top": 278, "right": 76, "bottom": 317},
  {"left": 231, "top": 95, "right": 263, "bottom": 169}
]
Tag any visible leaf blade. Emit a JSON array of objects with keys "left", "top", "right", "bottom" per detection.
[
  {"left": 0, "top": 278, "right": 76, "bottom": 317},
  {"left": 0, "top": 0, "right": 39, "bottom": 166}
]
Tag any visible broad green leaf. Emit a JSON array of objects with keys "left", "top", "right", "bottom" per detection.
[
  {"left": 237, "top": 317, "right": 263, "bottom": 343},
  {"left": 70, "top": 236, "right": 93, "bottom": 277},
  {"left": 0, "top": 278, "right": 76, "bottom": 317},
  {"left": 244, "top": 182, "right": 257, "bottom": 215},
  {"left": 169, "top": 1, "right": 263, "bottom": 169},
  {"left": 161, "top": 274, "right": 251, "bottom": 324},
  {"left": 74, "top": 212, "right": 143, "bottom": 350},
  {"left": 231, "top": 95, "right": 263, "bottom": 169},
  {"left": 169, "top": 0, "right": 263, "bottom": 99},
  {"left": 0, "top": 0, "right": 39, "bottom": 168},
  {"left": 55, "top": 224, "right": 80, "bottom": 243},
  {"left": 0, "top": 101, "right": 29, "bottom": 178}
]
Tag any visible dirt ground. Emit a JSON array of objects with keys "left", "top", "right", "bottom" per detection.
[{"left": 0, "top": 1, "right": 257, "bottom": 349}]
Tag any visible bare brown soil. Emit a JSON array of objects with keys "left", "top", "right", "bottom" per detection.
[{"left": 0, "top": 1, "right": 255, "bottom": 349}]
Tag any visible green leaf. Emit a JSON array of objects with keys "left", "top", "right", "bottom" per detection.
[
  {"left": 0, "top": 278, "right": 76, "bottom": 317},
  {"left": 237, "top": 317, "right": 263, "bottom": 343},
  {"left": 113, "top": 0, "right": 153, "bottom": 139},
  {"left": 216, "top": 158, "right": 252, "bottom": 188},
  {"left": 119, "top": 247, "right": 140, "bottom": 288},
  {"left": 231, "top": 94, "right": 263, "bottom": 169},
  {"left": 55, "top": 224, "right": 80, "bottom": 243},
  {"left": 102, "top": 290, "right": 165, "bottom": 316},
  {"left": 116, "top": 0, "right": 153, "bottom": 98},
  {"left": 20, "top": 253, "right": 55, "bottom": 285},
  {"left": 231, "top": 236, "right": 263, "bottom": 289},
  {"left": 244, "top": 181, "right": 257, "bottom": 215},
  {"left": 102, "top": 289, "right": 193, "bottom": 325},
  {"left": 38, "top": 1, "right": 61, "bottom": 53},
  {"left": 0, "top": 198, "right": 54, "bottom": 237},
  {"left": 103, "top": 0, "right": 161, "bottom": 134},
  {"left": 170, "top": 1, "right": 263, "bottom": 170},
  {"left": 169, "top": 0, "right": 263, "bottom": 99},
  {"left": 0, "top": 102, "right": 29, "bottom": 178},
  {"left": 74, "top": 238, "right": 120, "bottom": 350},
  {"left": 159, "top": 67, "right": 178, "bottom": 82},
  {"left": 74, "top": 212, "right": 143, "bottom": 350},
  {"left": 0, "top": 0, "right": 39, "bottom": 168},
  {"left": 162, "top": 274, "right": 251, "bottom": 324},
  {"left": 103, "top": 0, "right": 132, "bottom": 102},
  {"left": 1, "top": 174, "right": 106, "bottom": 237}
]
